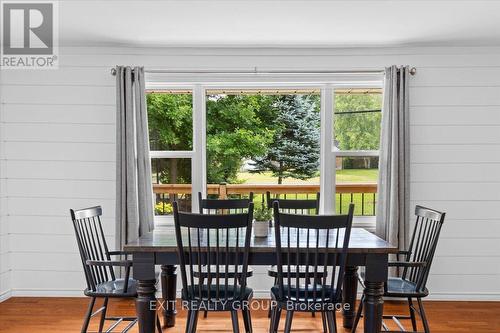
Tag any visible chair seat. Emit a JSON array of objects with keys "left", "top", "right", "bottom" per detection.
[
  {"left": 85, "top": 278, "right": 137, "bottom": 298},
  {"left": 359, "top": 272, "right": 428, "bottom": 298},
  {"left": 193, "top": 265, "right": 254, "bottom": 278},
  {"left": 268, "top": 265, "right": 327, "bottom": 278},
  {"left": 385, "top": 277, "right": 429, "bottom": 297},
  {"left": 183, "top": 285, "right": 253, "bottom": 311},
  {"left": 271, "top": 284, "right": 338, "bottom": 303}
]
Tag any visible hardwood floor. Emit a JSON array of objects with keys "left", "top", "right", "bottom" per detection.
[{"left": 1, "top": 297, "right": 499, "bottom": 332}]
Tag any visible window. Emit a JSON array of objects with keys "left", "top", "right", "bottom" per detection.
[
  {"left": 146, "top": 76, "right": 383, "bottom": 227},
  {"left": 333, "top": 89, "right": 382, "bottom": 228},
  {"left": 147, "top": 90, "right": 194, "bottom": 218}
]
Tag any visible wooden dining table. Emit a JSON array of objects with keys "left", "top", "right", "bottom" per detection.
[{"left": 124, "top": 226, "right": 398, "bottom": 333}]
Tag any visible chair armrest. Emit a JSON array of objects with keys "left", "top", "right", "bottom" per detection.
[
  {"left": 397, "top": 250, "right": 410, "bottom": 255},
  {"left": 86, "top": 259, "right": 132, "bottom": 267},
  {"left": 388, "top": 261, "right": 426, "bottom": 267}
]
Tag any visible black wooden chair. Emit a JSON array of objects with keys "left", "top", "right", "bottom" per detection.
[
  {"left": 352, "top": 205, "right": 446, "bottom": 333},
  {"left": 197, "top": 192, "right": 255, "bottom": 318},
  {"left": 70, "top": 206, "right": 162, "bottom": 333},
  {"left": 265, "top": 192, "right": 326, "bottom": 319},
  {"left": 270, "top": 202, "right": 354, "bottom": 333},
  {"left": 174, "top": 201, "right": 254, "bottom": 333}
]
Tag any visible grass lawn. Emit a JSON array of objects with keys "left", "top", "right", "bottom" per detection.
[
  {"left": 235, "top": 169, "right": 378, "bottom": 215},
  {"left": 237, "top": 169, "right": 378, "bottom": 184}
]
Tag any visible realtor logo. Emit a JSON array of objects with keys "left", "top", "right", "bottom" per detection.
[{"left": 1, "top": 1, "right": 58, "bottom": 69}]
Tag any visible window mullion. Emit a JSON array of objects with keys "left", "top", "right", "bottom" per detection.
[
  {"left": 191, "top": 84, "right": 206, "bottom": 213},
  {"left": 320, "top": 86, "right": 335, "bottom": 214}
]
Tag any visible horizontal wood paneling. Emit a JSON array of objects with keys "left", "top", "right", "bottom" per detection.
[
  {"left": 6, "top": 179, "right": 115, "bottom": 199},
  {"left": 411, "top": 106, "right": 500, "bottom": 126},
  {"left": 1, "top": 46, "right": 499, "bottom": 300},
  {"left": 3, "top": 142, "right": 115, "bottom": 161},
  {"left": 7, "top": 197, "right": 115, "bottom": 217},
  {"left": 4, "top": 123, "right": 115, "bottom": 143},
  {"left": 411, "top": 144, "right": 500, "bottom": 163},
  {"left": 1, "top": 85, "right": 115, "bottom": 105},
  {"left": 2, "top": 104, "right": 114, "bottom": 124},
  {"left": 410, "top": 125, "right": 500, "bottom": 145},
  {"left": 3, "top": 160, "right": 114, "bottom": 180},
  {"left": 411, "top": 182, "right": 500, "bottom": 201},
  {"left": 8, "top": 216, "right": 115, "bottom": 236},
  {"left": 411, "top": 163, "right": 500, "bottom": 182}
]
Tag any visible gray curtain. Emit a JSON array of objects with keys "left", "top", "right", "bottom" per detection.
[
  {"left": 115, "top": 66, "right": 154, "bottom": 251},
  {"left": 376, "top": 65, "right": 410, "bottom": 256}
]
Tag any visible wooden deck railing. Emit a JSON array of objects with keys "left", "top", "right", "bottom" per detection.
[{"left": 153, "top": 183, "right": 377, "bottom": 216}]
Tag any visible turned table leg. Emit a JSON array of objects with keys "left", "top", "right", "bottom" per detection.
[
  {"left": 342, "top": 265, "right": 359, "bottom": 328},
  {"left": 161, "top": 265, "right": 177, "bottom": 327},
  {"left": 363, "top": 254, "right": 388, "bottom": 333}
]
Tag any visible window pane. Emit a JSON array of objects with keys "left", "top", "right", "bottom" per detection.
[
  {"left": 151, "top": 158, "right": 191, "bottom": 215},
  {"left": 334, "top": 92, "right": 382, "bottom": 151},
  {"left": 335, "top": 156, "right": 378, "bottom": 216},
  {"left": 147, "top": 91, "right": 193, "bottom": 150},
  {"left": 205, "top": 92, "right": 320, "bottom": 205}
]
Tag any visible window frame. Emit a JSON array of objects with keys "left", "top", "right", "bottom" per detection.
[{"left": 146, "top": 74, "right": 383, "bottom": 227}]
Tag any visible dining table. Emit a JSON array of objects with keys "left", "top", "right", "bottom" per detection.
[{"left": 124, "top": 225, "right": 398, "bottom": 333}]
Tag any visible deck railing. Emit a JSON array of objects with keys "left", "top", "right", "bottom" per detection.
[{"left": 153, "top": 183, "right": 377, "bottom": 216}]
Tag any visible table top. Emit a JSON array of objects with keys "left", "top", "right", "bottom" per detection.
[{"left": 124, "top": 225, "right": 398, "bottom": 254}]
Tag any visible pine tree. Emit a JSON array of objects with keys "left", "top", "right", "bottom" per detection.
[{"left": 251, "top": 95, "right": 320, "bottom": 184}]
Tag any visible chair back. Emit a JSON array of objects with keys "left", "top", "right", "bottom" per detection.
[
  {"left": 273, "top": 202, "right": 354, "bottom": 303},
  {"left": 174, "top": 201, "right": 254, "bottom": 304},
  {"left": 266, "top": 191, "right": 320, "bottom": 215},
  {"left": 70, "top": 206, "right": 114, "bottom": 292},
  {"left": 198, "top": 192, "right": 254, "bottom": 214},
  {"left": 402, "top": 205, "right": 446, "bottom": 292}
]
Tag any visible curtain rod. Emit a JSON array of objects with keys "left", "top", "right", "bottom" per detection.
[{"left": 110, "top": 67, "right": 417, "bottom": 76}]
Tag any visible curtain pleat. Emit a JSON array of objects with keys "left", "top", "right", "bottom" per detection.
[
  {"left": 115, "top": 66, "right": 154, "bottom": 254},
  {"left": 376, "top": 65, "right": 411, "bottom": 269}
]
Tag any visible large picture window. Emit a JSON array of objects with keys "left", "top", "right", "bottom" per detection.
[{"left": 146, "top": 76, "right": 383, "bottom": 227}]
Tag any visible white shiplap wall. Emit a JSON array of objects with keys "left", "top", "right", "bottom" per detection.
[{"left": 0, "top": 46, "right": 499, "bottom": 300}]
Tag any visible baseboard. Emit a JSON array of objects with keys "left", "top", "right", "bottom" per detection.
[
  {"left": 7, "top": 289, "right": 500, "bottom": 302},
  {"left": 0, "top": 289, "right": 12, "bottom": 302}
]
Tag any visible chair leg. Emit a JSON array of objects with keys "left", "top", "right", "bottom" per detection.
[
  {"left": 321, "top": 312, "right": 328, "bottom": 333},
  {"left": 273, "top": 307, "right": 282, "bottom": 333},
  {"left": 268, "top": 277, "right": 277, "bottom": 318},
  {"left": 417, "top": 298, "right": 431, "bottom": 333},
  {"left": 326, "top": 311, "right": 337, "bottom": 333},
  {"left": 98, "top": 297, "right": 108, "bottom": 333},
  {"left": 191, "top": 311, "right": 199, "bottom": 333},
  {"left": 269, "top": 306, "right": 277, "bottom": 333},
  {"left": 204, "top": 277, "right": 211, "bottom": 318},
  {"left": 284, "top": 310, "right": 294, "bottom": 333},
  {"left": 185, "top": 310, "right": 193, "bottom": 333},
  {"left": 351, "top": 295, "right": 364, "bottom": 333},
  {"left": 81, "top": 297, "right": 96, "bottom": 333},
  {"left": 231, "top": 310, "right": 240, "bottom": 333},
  {"left": 408, "top": 297, "right": 418, "bottom": 332},
  {"left": 242, "top": 308, "right": 252, "bottom": 333}
]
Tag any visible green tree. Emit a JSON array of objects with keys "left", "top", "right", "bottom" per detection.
[
  {"left": 206, "top": 94, "right": 274, "bottom": 183},
  {"left": 251, "top": 95, "right": 320, "bottom": 184},
  {"left": 147, "top": 93, "right": 275, "bottom": 185},
  {"left": 334, "top": 94, "right": 382, "bottom": 168},
  {"left": 147, "top": 93, "right": 192, "bottom": 184}
]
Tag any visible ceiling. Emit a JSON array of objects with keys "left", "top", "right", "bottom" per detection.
[{"left": 60, "top": 0, "right": 500, "bottom": 48}]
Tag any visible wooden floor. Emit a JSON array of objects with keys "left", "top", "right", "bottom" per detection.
[{"left": 1, "top": 297, "right": 499, "bottom": 333}]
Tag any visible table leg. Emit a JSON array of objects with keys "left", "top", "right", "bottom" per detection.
[
  {"left": 342, "top": 265, "right": 359, "bottom": 328},
  {"left": 133, "top": 253, "right": 157, "bottom": 333},
  {"left": 136, "top": 279, "right": 157, "bottom": 333},
  {"left": 161, "top": 265, "right": 177, "bottom": 327},
  {"left": 363, "top": 254, "right": 388, "bottom": 333}
]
